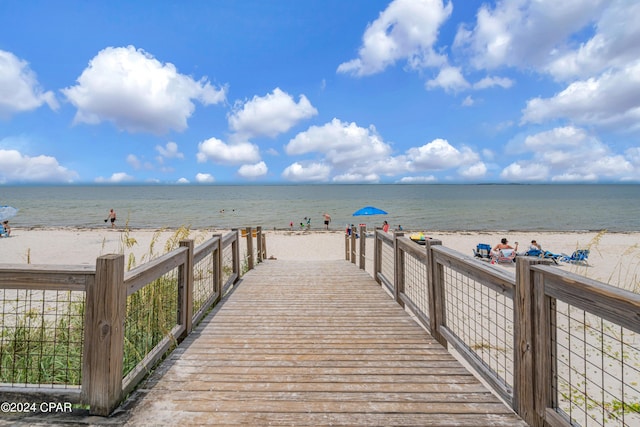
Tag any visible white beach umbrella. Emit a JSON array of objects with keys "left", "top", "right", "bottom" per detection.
[{"left": 0, "top": 206, "right": 18, "bottom": 221}]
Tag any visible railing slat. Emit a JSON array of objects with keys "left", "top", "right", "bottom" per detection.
[
  {"left": 0, "top": 265, "right": 95, "bottom": 291},
  {"left": 124, "top": 247, "right": 188, "bottom": 295},
  {"left": 533, "top": 264, "right": 640, "bottom": 334}
]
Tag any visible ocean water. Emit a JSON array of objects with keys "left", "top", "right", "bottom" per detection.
[{"left": 1, "top": 184, "right": 639, "bottom": 232}]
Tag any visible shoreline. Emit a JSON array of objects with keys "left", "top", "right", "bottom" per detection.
[
  {"left": 1, "top": 227, "right": 638, "bottom": 292},
  {"left": 10, "top": 225, "right": 638, "bottom": 234}
]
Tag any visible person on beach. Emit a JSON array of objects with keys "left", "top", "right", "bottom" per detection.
[
  {"left": 382, "top": 220, "right": 390, "bottom": 233},
  {"left": 1, "top": 220, "right": 10, "bottom": 237},
  {"left": 323, "top": 213, "right": 331, "bottom": 230},
  {"left": 106, "top": 209, "right": 116, "bottom": 228},
  {"left": 493, "top": 238, "right": 517, "bottom": 253},
  {"left": 491, "top": 238, "right": 518, "bottom": 263}
]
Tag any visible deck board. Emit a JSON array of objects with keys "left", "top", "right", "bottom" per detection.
[{"left": 125, "top": 260, "right": 526, "bottom": 426}]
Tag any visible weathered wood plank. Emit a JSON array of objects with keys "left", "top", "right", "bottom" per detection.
[{"left": 124, "top": 259, "right": 526, "bottom": 426}]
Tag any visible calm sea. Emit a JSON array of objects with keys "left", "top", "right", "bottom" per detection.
[{"left": 1, "top": 184, "right": 639, "bottom": 232}]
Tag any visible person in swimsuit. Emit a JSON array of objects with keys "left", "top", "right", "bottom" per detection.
[
  {"left": 107, "top": 209, "right": 116, "bottom": 228},
  {"left": 323, "top": 213, "right": 331, "bottom": 230}
]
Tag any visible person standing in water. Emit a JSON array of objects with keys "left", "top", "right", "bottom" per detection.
[
  {"left": 323, "top": 213, "right": 331, "bottom": 230},
  {"left": 106, "top": 209, "right": 117, "bottom": 228}
]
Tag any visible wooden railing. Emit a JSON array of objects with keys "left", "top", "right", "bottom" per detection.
[
  {"left": 0, "top": 227, "right": 264, "bottom": 416},
  {"left": 347, "top": 228, "right": 640, "bottom": 427}
]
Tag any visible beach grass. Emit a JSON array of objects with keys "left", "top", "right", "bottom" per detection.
[
  {"left": 0, "top": 295, "right": 84, "bottom": 385},
  {"left": 0, "top": 227, "right": 205, "bottom": 386}
]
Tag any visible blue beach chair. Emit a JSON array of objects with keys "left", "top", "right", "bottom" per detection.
[
  {"left": 560, "top": 249, "right": 590, "bottom": 265},
  {"left": 523, "top": 248, "right": 561, "bottom": 264},
  {"left": 473, "top": 243, "right": 492, "bottom": 261},
  {"left": 523, "top": 248, "right": 542, "bottom": 257}
]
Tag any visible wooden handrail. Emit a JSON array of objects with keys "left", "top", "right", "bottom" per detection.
[
  {"left": 0, "top": 227, "right": 254, "bottom": 417},
  {"left": 0, "top": 264, "right": 95, "bottom": 291},
  {"left": 371, "top": 229, "right": 639, "bottom": 427},
  {"left": 124, "top": 246, "right": 189, "bottom": 295}
]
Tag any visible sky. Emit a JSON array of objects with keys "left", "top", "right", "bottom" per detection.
[{"left": 1, "top": 0, "right": 639, "bottom": 185}]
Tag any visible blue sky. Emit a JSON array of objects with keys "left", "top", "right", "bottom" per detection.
[{"left": 1, "top": 0, "right": 639, "bottom": 184}]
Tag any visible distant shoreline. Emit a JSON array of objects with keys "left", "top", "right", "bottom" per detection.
[
  {"left": 8, "top": 225, "right": 639, "bottom": 234},
  {"left": 1, "top": 228, "right": 639, "bottom": 293}
]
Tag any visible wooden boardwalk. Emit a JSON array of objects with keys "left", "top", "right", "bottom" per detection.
[{"left": 124, "top": 259, "right": 526, "bottom": 426}]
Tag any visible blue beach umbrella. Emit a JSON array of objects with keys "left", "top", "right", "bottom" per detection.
[
  {"left": 0, "top": 205, "right": 18, "bottom": 221},
  {"left": 352, "top": 206, "right": 388, "bottom": 216}
]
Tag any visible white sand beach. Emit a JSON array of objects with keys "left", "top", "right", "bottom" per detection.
[{"left": 1, "top": 227, "right": 639, "bottom": 292}]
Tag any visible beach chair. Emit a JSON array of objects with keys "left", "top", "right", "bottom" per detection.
[
  {"left": 560, "top": 249, "right": 590, "bottom": 265},
  {"left": 523, "top": 248, "right": 561, "bottom": 264},
  {"left": 542, "top": 250, "right": 562, "bottom": 264},
  {"left": 523, "top": 248, "right": 542, "bottom": 257},
  {"left": 492, "top": 248, "right": 516, "bottom": 264},
  {"left": 473, "top": 243, "right": 492, "bottom": 261}
]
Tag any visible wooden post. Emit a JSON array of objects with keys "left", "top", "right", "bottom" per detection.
[
  {"left": 232, "top": 229, "right": 240, "bottom": 281},
  {"left": 261, "top": 233, "right": 267, "bottom": 260},
  {"left": 350, "top": 225, "right": 357, "bottom": 264},
  {"left": 256, "top": 226, "right": 263, "bottom": 263},
  {"left": 359, "top": 224, "right": 366, "bottom": 270},
  {"left": 514, "top": 257, "right": 553, "bottom": 426},
  {"left": 345, "top": 230, "right": 350, "bottom": 261},
  {"left": 245, "top": 226, "right": 254, "bottom": 270},
  {"left": 426, "top": 239, "right": 447, "bottom": 348},
  {"left": 178, "top": 240, "right": 194, "bottom": 338},
  {"left": 534, "top": 264, "right": 554, "bottom": 426},
  {"left": 393, "top": 231, "right": 405, "bottom": 306},
  {"left": 373, "top": 228, "right": 381, "bottom": 285},
  {"left": 83, "top": 254, "right": 125, "bottom": 416},
  {"left": 212, "top": 234, "right": 223, "bottom": 303}
]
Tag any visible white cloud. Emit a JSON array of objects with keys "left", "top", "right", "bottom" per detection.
[
  {"left": 459, "top": 162, "right": 488, "bottom": 179},
  {"left": 0, "top": 50, "right": 58, "bottom": 118},
  {"left": 398, "top": 175, "right": 437, "bottom": 183},
  {"left": 281, "top": 162, "right": 331, "bottom": 182},
  {"left": 62, "top": 45, "right": 226, "bottom": 134},
  {"left": 176, "top": 177, "right": 190, "bottom": 184},
  {"left": 544, "top": 1, "right": 640, "bottom": 80},
  {"left": 127, "top": 153, "right": 154, "bottom": 170},
  {"left": 337, "top": 0, "right": 452, "bottom": 76},
  {"left": 500, "top": 162, "right": 550, "bottom": 181},
  {"left": 453, "top": 0, "right": 609, "bottom": 72},
  {"left": 521, "top": 63, "right": 640, "bottom": 130},
  {"left": 332, "top": 173, "right": 380, "bottom": 183},
  {"left": 473, "top": 76, "right": 514, "bottom": 90},
  {"left": 626, "top": 147, "right": 640, "bottom": 166},
  {"left": 461, "top": 96, "right": 475, "bottom": 107},
  {"left": 228, "top": 88, "right": 317, "bottom": 139},
  {"left": 425, "top": 66, "right": 470, "bottom": 92},
  {"left": 196, "top": 137, "right": 260, "bottom": 165},
  {"left": 238, "top": 161, "right": 268, "bottom": 179},
  {"left": 0, "top": 149, "right": 77, "bottom": 183},
  {"left": 127, "top": 154, "right": 141, "bottom": 169},
  {"left": 285, "top": 119, "right": 486, "bottom": 181},
  {"left": 406, "top": 138, "right": 479, "bottom": 170},
  {"left": 501, "top": 126, "right": 637, "bottom": 181},
  {"left": 156, "top": 142, "right": 184, "bottom": 159},
  {"left": 286, "top": 118, "right": 392, "bottom": 169},
  {"left": 195, "top": 173, "right": 214, "bottom": 183},
  {"left": 95, "top": 172, "right": 134, "bottom": 183}
]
